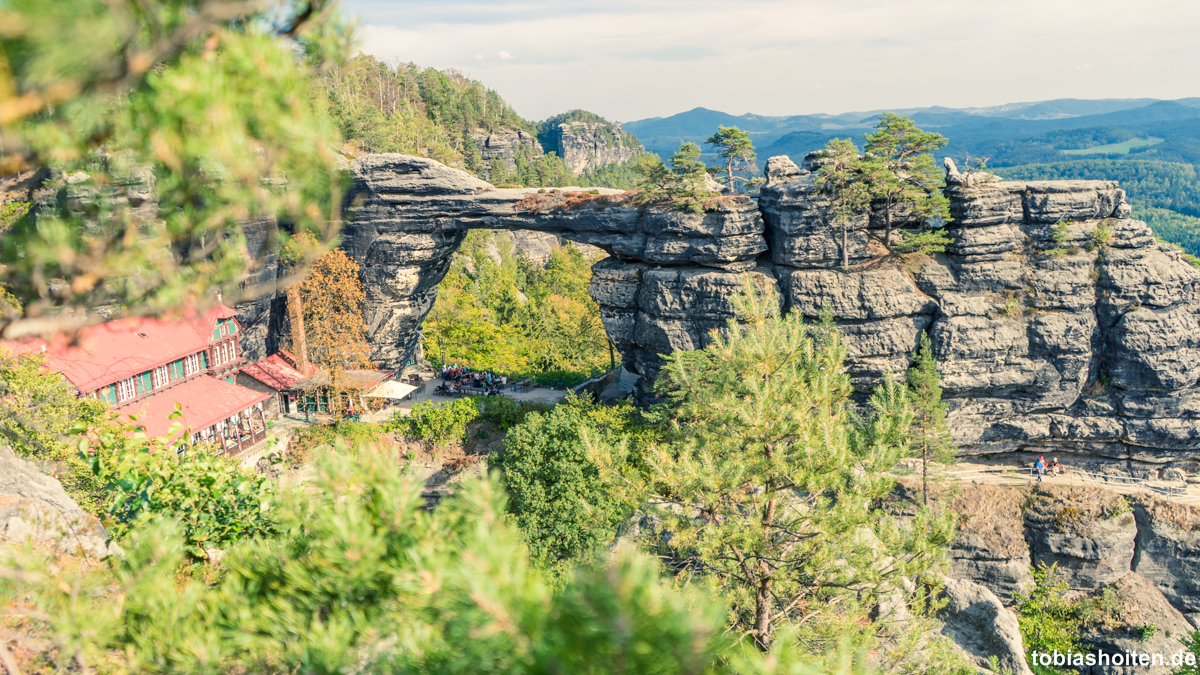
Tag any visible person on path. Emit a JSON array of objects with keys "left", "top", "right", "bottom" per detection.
[
  {"left": 1034, "top": 456, "right": 1046, "bottom": 483},
  {"left": 1049, "top": 457, "right": 1062, "bottom": 477}
]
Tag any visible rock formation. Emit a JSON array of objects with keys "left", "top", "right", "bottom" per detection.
[
  {"left": 0, "top": 445, "right": 117, "bottom": 559},
  {"left": 468, "top": 128, "right": 544, "bottom": 175},
  {"left": 539, "top": 119, "right": 643, "bottom": 174},
  {"left": 237, "top": 152, "right": 1200, "bottom": 471},
  {"left": 903, "top": 479, "right": 1200, "bottom": 674}
]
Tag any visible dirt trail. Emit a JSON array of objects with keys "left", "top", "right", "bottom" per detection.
[{"left": 948, "top": 461, "right": 1200, "bottom": 508}]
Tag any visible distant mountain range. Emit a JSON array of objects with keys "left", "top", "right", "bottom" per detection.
[{"left": 624, "top": 98, "right": 1200, "bottom": 166}]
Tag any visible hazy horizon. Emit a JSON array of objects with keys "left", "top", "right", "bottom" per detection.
[{"left": 343, "top": 0, "right": 1200, "bottom": 124}]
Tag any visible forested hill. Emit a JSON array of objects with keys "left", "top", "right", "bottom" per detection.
[{"left": 318, "top": 57, "right": 643, "bottom": 188}]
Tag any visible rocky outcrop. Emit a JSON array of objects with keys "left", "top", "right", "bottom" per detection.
[
  {"left": 236, "top": 151, "right": 1200, "bottom": 467},
  {"left": 1080, "top": 572, "right": 1192, "bottom": 675},
  {"left": 468, "top": 128, "right": 544, "bottom": 175},
  {"left": 0, "top": 445, "right": 116, "bottom": 559},
  {"left": 1131, "top": 495, "right": 1200, "bottom": 612},
  {"left": 540, "top": 119, "right": 642, "bottom": 175},
  {"left": 1023, "top": 485, "right": 1138, "bottom": 591},
  {"left": 938, "top": 577, "right": 1033, "bottom": 675}
]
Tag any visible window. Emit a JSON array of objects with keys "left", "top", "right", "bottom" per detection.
[
  {"left": 116, "top": 378, "right": 136, "bottom": 402},
  {"left": 136, "top": 371, "right": 154, "bottom": 394},
  {"left": 184, "top": 354, "right": 200, "bottom": 376},
  {"left": 152, "top": 365, "right": 169, "bottom": 388},
  {"left": 200, "top": 351, "right": 209, "bottom": 369},
  {"left": 229, "top": 341, "right": 237, "bottom": 360}
]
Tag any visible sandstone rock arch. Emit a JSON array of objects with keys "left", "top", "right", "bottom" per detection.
[{"left": 254, "top": 153, "right": 1200, "bottom": 466}]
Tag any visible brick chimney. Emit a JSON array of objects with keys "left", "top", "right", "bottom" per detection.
[{"left": 286, "top": 287, "right": 309, "bottom": 373}]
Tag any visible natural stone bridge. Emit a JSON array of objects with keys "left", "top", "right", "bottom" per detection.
[{"left": 242, "top": 153, "right": 1200, "bottom": 468}]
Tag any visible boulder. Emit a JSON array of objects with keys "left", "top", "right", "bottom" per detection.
[
  {"left": 937, "top": 577, "right": 1033, "bottom": 675},
  {"left": 0, "top": 446, "right": 116, "bottom": 559}
]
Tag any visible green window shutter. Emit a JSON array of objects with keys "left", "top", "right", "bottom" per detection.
[
  {"left": 213, "top": 324, "right": 222, "bottom": 340},
  {"left": 136, "top": 372, "right": 153, "bottom": 394},
  {"left": 228, "top": 322, "right": 238, "bottom": 334},
  {"left": 99, "top": 385, "right": 117, "bottom": 405}
]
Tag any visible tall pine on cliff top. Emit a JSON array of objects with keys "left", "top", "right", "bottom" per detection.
[
  {"left": 906, "top": 331, "right": 956, "bottom": 505},
  {"left": 815, "top": 138, "right": 871, "bottom": 268},
  {"left": 861, "top": 113, "right": 951, "bottom": 255},
  {"left": 596, "top": 280, "right": 957, "bottom": 655},
  {"left": 706, "top": 125, "right": 760, "bottom": 194}
]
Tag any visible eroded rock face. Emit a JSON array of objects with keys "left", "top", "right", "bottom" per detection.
[
  {"left": 1023, "top": 486, "right": 1138, "bottom": 591},
  {"left": 541, "top": 120, "right": 642, "bottom": 175},
  {"left": 0, "top": 446, "right": 117, "bottom": 559},
  {"left": 240, "top": 152, "right": 1200, "bottom": 465},
  {"left": 468, "top": 128, "right": 544, "bottom": 174}
]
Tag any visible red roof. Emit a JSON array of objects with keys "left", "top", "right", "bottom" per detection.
[
  {"left": 1, "top": 305, "right": 239, "bottom": 393},
  {"left": 239, "top": 351, "right": 315, "bottom": 390},
  {"left": 118, "top": 374, "right": 270, "bottom": 439}
]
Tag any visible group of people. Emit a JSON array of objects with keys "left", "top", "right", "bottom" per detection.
[
  {"left": 437, "top": 365, "right": 509, "bottom": 397},
  {"left": 1033, "top": 455, "right": 1063, "bottom": 482}
]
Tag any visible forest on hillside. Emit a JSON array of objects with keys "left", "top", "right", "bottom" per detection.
[{"left": 317, "top": 56, "right": 642, "bottom": 189}]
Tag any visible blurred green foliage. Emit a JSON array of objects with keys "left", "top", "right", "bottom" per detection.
[
  {"left": 0, "top": 0, "right": 352, "bottom": 335},
  {"left": 2, "top": 450, "right": 763, "bottom": 675}
]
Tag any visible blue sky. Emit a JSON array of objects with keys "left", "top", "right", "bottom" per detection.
[{"left": 342, "top": 0, "right": 1200, "bottom": 123}]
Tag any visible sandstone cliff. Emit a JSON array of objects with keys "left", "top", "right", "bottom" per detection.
[
  {"left": 468, "top": 127, "right": 544, "bottom": 174},
  {"left": 539, "top": 117, "right": 643, "bottom": 175},
  {"left": 237, "top": 152, "right": 1200, "bottom": 472},
  {"left": 895, "top": 479, "right": 1200, "bottom": 675}
]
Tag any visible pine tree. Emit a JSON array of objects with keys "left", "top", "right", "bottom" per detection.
[
  {"left": 668, "top": 142, "right": 709, "bottom": 194},
  {"left": 906, "top": 332, "right": 956, "bottom": 505},
  {"left": 861, "top": 113, "right": 951, "bottom": 254},
  {"left": 596, "top": 279, "right": 956, "bottom": 653},
  {"left": 814, "top": 138, "right": 870, "bottom": 268},
  {"left": 705, "top": 125, "right": 759, "bottom": 193}
]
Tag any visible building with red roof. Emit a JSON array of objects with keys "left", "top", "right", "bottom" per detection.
[{"left": 2, "top": 304, "right": 272, "bottom": 454}]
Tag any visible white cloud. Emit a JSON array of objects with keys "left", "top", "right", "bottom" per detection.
[{"left": 349, "top": 0, "right": 1200, "bottom": 122}]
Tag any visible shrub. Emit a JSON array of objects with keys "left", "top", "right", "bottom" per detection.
[
  {"left": 490, "top": 396, "right": 658, "bottom": 573},
  {"left": 476, "top": 395, "right": 550, "bottom": 431},
  {"left": 1016, "top": 564, "right": 1089, "bottom": 671},
  {"left": 90, "top": 440, "right": 276, "bottom": 559},
  {"left": 1089, "top": 224, "right": 1114, "bottom": 251},
  {"left": 391, "top": 398, "right": 481, "bottom": 446},
  {"left": 1174, "top": 631, "right": 1200, "bottom": 675},
  {"left": 289, "top": 421, "right": 384, "bottom": 463}
]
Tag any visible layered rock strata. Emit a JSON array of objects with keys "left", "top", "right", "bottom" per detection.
[
  {"left": 907, "top": 480, "right": 1200, "bottom": 675},
  {"left": 241, "top": 152, "right": 1200, "bottom": 466},
  {"left": 540, "top": 120, "right": 643, "bottom": 175}
]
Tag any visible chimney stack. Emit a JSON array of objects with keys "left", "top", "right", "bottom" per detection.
[{"left": 286, "top": 287, "right": 309, "bottom": 373}]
